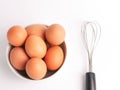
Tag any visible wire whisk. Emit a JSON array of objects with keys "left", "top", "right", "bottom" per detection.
[{"left": 81, "top": 21, "right": 101, "bottom": 90}]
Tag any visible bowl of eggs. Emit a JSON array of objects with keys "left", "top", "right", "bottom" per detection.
[{"left": 6, "top": 24, "right": 67, "bottom": 80}]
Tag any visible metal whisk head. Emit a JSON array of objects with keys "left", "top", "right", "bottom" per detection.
[{"left": 81, "top": 21, "right": 101, "bottom": 72}]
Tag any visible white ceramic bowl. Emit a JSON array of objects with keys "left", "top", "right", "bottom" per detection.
[{"left": 6, "top": 42, "right": 67, "bottom": 80}]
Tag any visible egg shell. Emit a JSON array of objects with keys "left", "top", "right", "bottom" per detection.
[
  {"left": 7, "top": 25, "right": 27, "bottom": 46},
  {"left": 9, "top": 47, "right": 29, "bottom": 70},
  {"left": 25, "top": 35, "right": 47, "bottom": 58},
  {"left": 45, "top": 24, "right": 65, "bottom": 45},
  {"left": 26, "top": 24, "right": 47, "bottom": 40},
  {"left": 45, "top": 46, "right": 64, "bottom": 71},
  {"left": 25, "top": 58, "right": 47, "bottom": 80}
]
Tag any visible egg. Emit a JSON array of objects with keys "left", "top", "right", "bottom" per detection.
[
  {"left": 25, "top": 35, "right": 47, "bottom": 58},
  {"left": 25, "top": 58, "right": 47, "bottom": 80},
  {"left": 45, "top": 24, "right": 65, "bottom": 45},
  {"left": 7, "top": 26, "right": 27, "bottom": 46},
  {"left": 45, "top": 46, "right": 64, "bottom": 71},
  {"left": 9, "top": 47, "right": 29, "bottom": 70},
  {"left": 26, "top": 24, "right": 47, "bottom": 40}
]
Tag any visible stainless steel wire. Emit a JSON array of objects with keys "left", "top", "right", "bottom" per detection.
[{"left": 81, "top": 21, "right": 101, "bottom": 72}]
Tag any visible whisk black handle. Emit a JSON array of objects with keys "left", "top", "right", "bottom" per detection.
[{"left": 86, "top": 72, "right": 96, "bottom": 90}]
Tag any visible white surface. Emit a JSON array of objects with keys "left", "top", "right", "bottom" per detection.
[{"left": 0, "top": 0, "right": 120, "bottom": 90}]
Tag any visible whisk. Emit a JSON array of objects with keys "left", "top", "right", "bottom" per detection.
[{"left": 81, "top": 21, "right": 101, "bottom": 90}]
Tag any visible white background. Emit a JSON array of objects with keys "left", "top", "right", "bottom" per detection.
[{"left": 0, "top": 0, "right": 119, "bottom": 90}]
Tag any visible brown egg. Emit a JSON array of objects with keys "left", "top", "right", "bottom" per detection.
[
  {"left": 10, "top": 47, "right": 29, "bottom": 70},
  {"left": 26, "top": 58, "right": 47, "bottom": 80},
  {"left": 45, "top": 24, "right": 65, "bottom": 45},
  {"left": 7, "top": 26, "right": 27, "bottom": 46},
  {"left": 25, "top": 35, "right": 47, "bottom": 58},
  {"left": 45, "top": 46, "right": 64, "bottom": 71},
  {"left": 26, "top": 24, "right": 47, "bottom": 40}
]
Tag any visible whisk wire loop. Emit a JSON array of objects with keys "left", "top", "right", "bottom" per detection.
[{"left": 81, "top": 21, "right": 101, "bottom": 72}]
